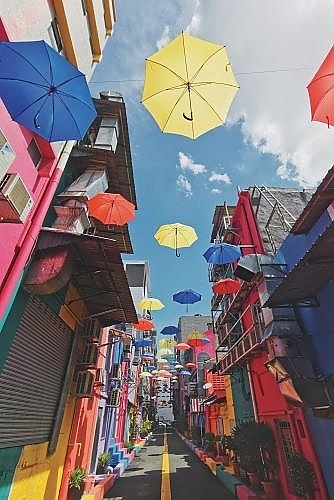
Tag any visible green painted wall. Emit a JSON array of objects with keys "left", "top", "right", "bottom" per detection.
[
  {"left": 231, "top": 367, "right": 254, "bottom": 425},
  {"left": 0, "top": 447, "right": 21, "bottom": 500}
]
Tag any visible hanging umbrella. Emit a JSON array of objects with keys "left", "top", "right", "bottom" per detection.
[
  {"left": 132, "top": 318, "right": 154, "bottom": 331},
  {"left": 175, "top": 342, "right": 191, "bottom": 351},
  {"left": 161, "top": 325, "right": 179, "bottom": 336},
  {"left": 174, "top": 364, "right": 184, "bottom": 369},
  {"left": 154, "top": 222, "right": 197, "bottom": 257},
  {"left": 307, "top": 45, "right": 334, "bottom": 127},
  {"left": 140, "top": 371, "right": 152, "bottom": 378},
  {"left": 179, "top": 370, "right": 192, "bottom": 376},
  {"left": 212, "top": 278, "right": 241, "bottom": 295},
  {"left": 0, "top": 40, "right": 96, "bottom": 142},
  {"left": 203, "top": 242, "right": 242, "bottom": 264},
  {"left": 141, "top": 32, "right": 239, "bottom": 139},
  {"left": 185, "top": 362, "right": 196, "bottom": 369},
  {"left": 159, "top": 339, "right": 177, "bottom": 348},
  {"left": 137, "top": 297, "right": 165, "bottom": 311},
  {"left": 134, "top": 338, "right": 152, "bottom": 348},
  {"left": 173, "top": 288, "right": 201, "bottom": 312},
  {"left": 86, "top": 193, "right": 135, "bottom": 226}
]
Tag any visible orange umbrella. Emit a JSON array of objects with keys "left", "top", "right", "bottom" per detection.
[
  {"left": 132, "top": 318, "right": 154, "bottom": 331},
  {"left": 86, "top": 193, "right": 135, "bottom": 225}
]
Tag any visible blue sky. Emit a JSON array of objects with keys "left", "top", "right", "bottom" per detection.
[{"left": 90, "top": 0, "right": 334, "bottom": 335}]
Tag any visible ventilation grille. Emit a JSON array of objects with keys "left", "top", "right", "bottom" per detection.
[
  {"left": 74, "top": 371, "right": 94, "bottom": 397},
  {"left": 107, "top": 388, "right": 121, "bottom": 407}
]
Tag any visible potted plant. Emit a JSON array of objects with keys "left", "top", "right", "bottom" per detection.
[
  {"left": 68, "top": 466, "right": 86, "bottom": 500},
  {"left": 204, "top": 432, "right": 216, "bottom": 458},
  {"left": 96, "top": 452, "right": 110, "bottom": 474},
  {"left": 287, "top": 453, "right": 316, "bottom": 500}
]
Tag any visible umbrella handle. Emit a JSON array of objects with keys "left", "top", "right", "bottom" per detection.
[
  {"left": 183, "top": 112, "right": 193, "bottom": 121},
  {"left": 175, "top": 248, "right": 181, "bottom": 257}
]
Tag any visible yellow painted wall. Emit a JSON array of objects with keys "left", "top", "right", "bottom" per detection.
[
  {"left": 10, "top": 396, "right": 76, "bottom": 500},
  {"left": 222, "top": 376, "right": 236, "bottom": 434}
]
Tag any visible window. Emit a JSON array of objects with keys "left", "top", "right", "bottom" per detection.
[
  {"left": 27, "top": 139, "right": 42, "bottom": 167},
  {"left": 50, "top": 18, "right": 63, "bottom": 52}
]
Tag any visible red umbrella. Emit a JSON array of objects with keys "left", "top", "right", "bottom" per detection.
[
  {"left": 185, "top": 362, "right": 196, "bottom": 369},
  {"left": 132, "top": 318, "right": 154, "bottom": 331},
  {"left": 307, "top": 45, "right": 334, "bottom": 127},
  {"left": 86, "top": 193, "right": 135, "bottom": 225},
  {"left": 175, "top": 342, "right": 191, "bottom": 351},
  {"left": 212, "top": 278, "right": 241, "bottom": 295}
]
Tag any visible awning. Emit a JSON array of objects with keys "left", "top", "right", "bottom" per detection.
[
  {"left": 26, "top": 228, "right": 138, "bottom": 326},
  {"left": 265, "top": 221, "right": 334, "bottom": 307}
]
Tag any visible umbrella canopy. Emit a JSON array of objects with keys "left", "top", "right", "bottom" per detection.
[
  {"left": 203, "top": 243, "right": 242, "bottom": 265},
  {"left": 86, "top": 193, "right": 135, "bottom": 226},
  {"left": 141, "top": 32, "right": 239, "bottom": 139},
  {"left": 175, "top": 342, "right": 191, "bottom": 351},
  {"left": 134, "top": 338, "right": 152, "bottom": 348},
  {"left": 132, "top": 318, "right": 154, "bottom": 331},
  {"left": 137, "top": 297, "right": 165, "bottom": 311},
  {"left": 179, "top": 370, "right": 192, "bottom": 376},
  {"left": 154, "top": 222, "right": 197, "bottom": 257},
  {"left": 173, "top": 288, "right": 201, "bottom": 311},
  {"left": 140, "top": 371, "right": 152, "bottom": 378},
  {"left": 307, "top": 45, "right": 334, "bottom": 127},
  {"left": 161, "top": 325, "right": 178, "bottom": 336},
  {"left": 212, "top": 278, "right": 241, "bottom": 295},
  {"left": 0, "top": 40, "right": 96, "bottom": 141},
  {"left": 185, "top": 362, "right": 196, "bottom": 369}
]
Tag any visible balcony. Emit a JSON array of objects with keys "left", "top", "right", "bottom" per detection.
[{"left": 215, "top": 304, "right": 264, "bottom": 374}]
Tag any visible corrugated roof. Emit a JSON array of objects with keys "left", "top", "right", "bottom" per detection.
[{"left": 38, "top": 228, "right": 138, "bottom": 326}]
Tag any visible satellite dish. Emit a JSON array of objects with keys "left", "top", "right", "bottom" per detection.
[{"left": 203, "top": 382, "right": 213, "bottom": 389}]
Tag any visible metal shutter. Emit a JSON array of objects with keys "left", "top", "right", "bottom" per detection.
[{"left": 0, "top": 295, "right": 73, "bottom": 447}]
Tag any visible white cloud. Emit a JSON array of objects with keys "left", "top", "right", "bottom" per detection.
[
  {"left": 178, "top": 151, "right": 206, "bottom": 174},
  {"left": 211, "top": 188, "right": 222, "bottom": 194},
  {"left": 195, "top": 0, "right": 334, "bottom": 187},
  {"left": 209, "top": 172, "right": 232, "bottom": 184},
  {"left": 157, "top": 26, "right": 171, "bottom": 49},
  {"left": 176, "top": 174, "right": 193, "bottom": 197}
]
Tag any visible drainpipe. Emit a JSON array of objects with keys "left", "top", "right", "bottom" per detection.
[
  {"left": 247, "top": 361, "right": 259, "bottom": 421},
  {"left": 0, "top": 140, "right": 76, "bottom": 325}
]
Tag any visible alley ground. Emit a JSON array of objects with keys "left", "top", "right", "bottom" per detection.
[{"left": 104, "top": 430, "right": 236, "bottom": 500}]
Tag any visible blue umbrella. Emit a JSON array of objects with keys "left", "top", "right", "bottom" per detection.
[
  {"left": 0, "top": 40, "right": 97, "bottom": 141},
  {"left": 135, "top": 338, "right": 152, "bottom": 348},
  {"left": 179, "top": 370, "right": 192, "bottom": 376},
  {"left": 203, "top": 243, "right": 242, "bottom": 264},
  {"left": 173, "top": 288, "right": 201, "bottom": 312},
  {"left": 161, "top": 325, "right": 179, "bottom": 336}
]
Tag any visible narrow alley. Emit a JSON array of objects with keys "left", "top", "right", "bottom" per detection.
[{"left": 104, "top": 430, "right": 236, "bottom": 500}]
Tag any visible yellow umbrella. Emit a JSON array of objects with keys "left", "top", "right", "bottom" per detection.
[
  {"left": 154, "top": 222, "right": 197, "bottom": 257},
  {"left": 137, "top": 297, "right": 165, "bottom": 311},
  {"left": 141, "top": 31, "right": 239, "bottom": 139}
]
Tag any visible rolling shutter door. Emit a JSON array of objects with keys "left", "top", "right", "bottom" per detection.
[{"left": 0, "top": 295, "right": 73, "bottom": 447}]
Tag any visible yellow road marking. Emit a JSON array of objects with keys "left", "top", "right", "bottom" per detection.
[{"left": 161, "top": 432, "right": 171, "bottom": 500}]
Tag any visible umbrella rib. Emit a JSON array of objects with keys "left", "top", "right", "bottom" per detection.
[{"left": 2, "top": 44, "right": 51, "bottom": 86}]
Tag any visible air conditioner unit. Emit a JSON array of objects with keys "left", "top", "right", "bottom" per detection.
[
  {"left": 107, "top": 388, "right": 121, "bottom": 407},
  {"left": 74, "top": 371, "right": 94, "bottom": 397},
  {"left": 0, "top": 173, "right": 33, "bottom": 223},
  {"left": 0, "top": 131, "right": 15, "bottom": 183},
  {"left": 79, "top": 342, "right": 99, "bottom": 366}
]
